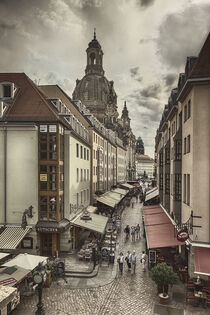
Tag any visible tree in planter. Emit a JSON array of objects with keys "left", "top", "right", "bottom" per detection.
[{"left": 150, "top": 262, "right": 179, "bottom": 296}]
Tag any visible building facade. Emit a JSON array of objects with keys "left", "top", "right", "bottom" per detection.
[
  {"left": 155, "top": 33, "right": 210, "bottom": 278},
  {"left": 136, "top": 154, "right": 154, "bottom": 179}
]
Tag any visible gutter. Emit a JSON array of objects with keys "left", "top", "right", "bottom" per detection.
[
  {"left": 3, "top": 125, "right": 7, "bottom": 225},
  {"left": 177, "top": 77, "right": 210, "bottom": 102}
]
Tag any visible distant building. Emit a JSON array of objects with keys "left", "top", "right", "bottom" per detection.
[
  {"left": 136, "top": 154, "right": 154, "bottom": 179},
  {"left": 136, "top": 136, "right": 144, "bottom": 154}
]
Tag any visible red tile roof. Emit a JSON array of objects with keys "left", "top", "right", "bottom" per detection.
[
  {"left": 0, "top": 73, "right": 62, "bottom": 122},
  {"left": 189, "top": 32, "right": 210, "bottom": 79}
]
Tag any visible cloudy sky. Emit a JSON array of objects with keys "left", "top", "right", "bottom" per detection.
[{"left": 0, "top": 0, "right": 210, "bottom": 156}]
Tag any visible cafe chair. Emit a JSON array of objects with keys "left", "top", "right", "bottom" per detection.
[
  {"left": 186, "top": 282, "right": 195, "bottom": 291},
  {"left": 203, "top": 287, "right": 210, "bottom": 295},
  {"left": 186, "top": 293, "right": 196, "bottom": 305},
  {"left": 205, "top": 297, "right": 210, "bottom": 307}
]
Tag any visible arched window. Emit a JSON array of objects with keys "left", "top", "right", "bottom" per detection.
[{"left": 90, "top": 53, "right": 96, "bottom": 65}]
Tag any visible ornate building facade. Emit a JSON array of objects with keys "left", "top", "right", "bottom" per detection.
[{"left": 72, "top": 32, "right": 136, "bottom": 180}]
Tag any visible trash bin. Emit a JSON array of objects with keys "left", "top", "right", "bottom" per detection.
[{"left": 109, "top": 253, "right": 115, "bottom": 264}]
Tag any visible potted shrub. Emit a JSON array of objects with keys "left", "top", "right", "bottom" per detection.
[{"left": 150, "top": 262, "right": 179, "bottom": 304}]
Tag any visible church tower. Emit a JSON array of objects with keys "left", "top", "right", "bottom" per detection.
[
  {"left": 85, "top": 29, "right": 104, "bottom": 76},
  {"left": 72, "top": 30, "right": 118, "bottom": 125},
  {"left": 121, "top": 101, "right": 131, "bottom": 129}
]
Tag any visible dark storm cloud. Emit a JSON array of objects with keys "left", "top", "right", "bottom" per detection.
[
  {"left": 163, "top": 73, "right": 177, "bottom": 88},
  {"left": 0, "top": 22, "right": 16, "bottom": 31},
  {"left": 141, "top": 83, "right": 161, "bottom": 99},
  {"left": 136, "top": 0, "right": 155, "bottom": 8},
  {"left": 130, "top": 67, "right": 142, "bottom": 82},
  {"left": 156, "top": 3, "right": 210, "bottom": 69}
]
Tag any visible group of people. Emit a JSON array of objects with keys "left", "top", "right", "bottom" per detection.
[
  {"left": 124, "top": 224, "right": 141, "bottom": 242},
  {"left": 117, "top": 250, "right": 147, "bottom": 274}
]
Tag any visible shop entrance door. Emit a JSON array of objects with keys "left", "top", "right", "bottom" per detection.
[{"left": 40, "top": 233, "right": 52, "bottom": 256}]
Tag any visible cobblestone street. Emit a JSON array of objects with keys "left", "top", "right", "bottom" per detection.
[{"left": 13, "top": 201, "right": 209, "bottom": 315}]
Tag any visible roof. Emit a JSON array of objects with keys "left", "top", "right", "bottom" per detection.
[
  {"left": 136, "top": 154, "right": 154, "bottom": 162},
  {"left": 145, "top": 187, "right": 159, "bottom": 202},
  {"left": 0, "top": 226, "right": 32, "bottom": 250},
  {"left": 71, "top": 212, "right": 108, "bottom": 234},
  {"left": 194, "top": 246, "right": 210, "bottom": 276},
  {"left": 97, "top": 196, "right": 117, "bottom": 208},
  {"left": 35, "top": 219, "right": 70, "bottom": 232},
  {"left": 111, "top": 188, "right": 127, "bottom": 196},
  {"left": 3, "top": 253, "right": 48, "bottom": 271},
  {"left": 143, "top": 205, "right": 184, "bottom": 249},
  {"left": 189, "top": 32, "right": 210, "bottom": 79},
  {"left": 0, "top": 265, "right": 30, "bottom": 286},
  {"left": 0, "top": 73, "right": 64, "bottom": 123}
]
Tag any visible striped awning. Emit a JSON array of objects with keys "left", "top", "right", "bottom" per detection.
[{"left": 0, "top": 226, "right": 32, "bottom": 250}]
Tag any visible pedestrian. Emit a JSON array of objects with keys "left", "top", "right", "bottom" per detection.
[
  {"left": 135, "top": 224, "right": 141, "bottom": 239},
  {"left": 124, "top": 225, "right": 130, "bottom": 240},
  {"left": 117, "top": 252, "right": 124, "bottom": 274},
  {"left": 131, "top": 227, "right": 135, "bottom": 242},
  {"left": 125, "top": 250, "right": 131, "bottom": 270},
  {"left": 132, "top": 201, "right": 134, "bottom": 208},
  {"left": 136, "top": 196, "right": 138, "bottom": 203},
  {"left": 141, "top": 251, "right": 147, "bottom": 271},
  {"left": 131, "top": 250, "right": 137, "bottom": 274}
]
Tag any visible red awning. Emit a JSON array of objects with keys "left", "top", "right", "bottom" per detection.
[
  {"left": 194, "top": 246, "right": 210, "bottom": 276},
  {"left": 143, "top": 205, "right": 183, "bottom": 249}
]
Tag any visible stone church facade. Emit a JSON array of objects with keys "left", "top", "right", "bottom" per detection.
[{"left": 73, "top": 31, "right": 136, "bottom": 180}]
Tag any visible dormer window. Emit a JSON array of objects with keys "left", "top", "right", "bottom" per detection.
[{"left": 1, "top": 82, "right": 16, "bottom": 99}]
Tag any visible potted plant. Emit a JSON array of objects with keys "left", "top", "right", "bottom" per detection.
[{"left": 150, "top": 263, "right": 179, "bottom": 304}]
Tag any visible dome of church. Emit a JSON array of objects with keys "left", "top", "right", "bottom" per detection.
[{"left": 73, "top": 74, "right": 116, "bottom": 106}]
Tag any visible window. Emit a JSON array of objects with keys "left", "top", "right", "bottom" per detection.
[
  {"left": 87, "top": 169, "right": 89, "bottom": 181},
  {"left": 84, "top": 148, "right": 86, "bottom": 160},
  {"left": 39, "top": 195, "right": 56, "bottom": 221},
  {"left": 76, "top": 143, "right": 79, "bottom": 157},
  {"left": 165, "top": 148, "right": 170, "bottom": 164},
  {"left": 96, "top": 134, "right": 97, "bottom": 143},
  {"left": 175, "top": 140, "right": 182, "bottom": 161},
  {"left": 81, "top": 191, "right": 83, "bottom": 204},
  {"left": 184, "top": 137, "right": 186, "bottom": 154},
  {"left": 159, "top": 151, "right": 163, "bottom": 167},
  {"left": 94, "top": 133, "right": 95, "bottom": 142},
  {"left": 159, "top": 173, "right": 163, "bottom": 190},
  {"left": 184, "top": 174, "right": 186, "bottom": 203},
  {"left": 81, "top": 169, "right": 83, "bottom": 181},
  {"left": 187, "top": 135, "right": 190, "bottom": 153},
  {"left": 174, "top": 174, "right": 181, "bottom": 201},
  {"left": 165, "top": 173, "right": 170, "bottom": 194},
  {"left": 188, "top": 100, "right": 191, "bottom": 119},
  {"left": 187, "top": 174, "right": 190, "bottom": 205},
  {"left": 93, "top": 150, "right": 95, "bottom": 159},
  {"left": 76, "top": 193, "right": 79, "bottom": 207},
  {"left": 3, "top": 84, "right": 12, "bottom": 98},
  {"left": 93, "top": 166, "right": 95, "bottom": 176},
  {"left": 184, "top": 104, "right": 187, "bottom": 122},
  {"left": 87, "top": 149, "right": 89, "bottom": 160},
  {"left": 84, "top": 169, "right": 86, "bottom": 181},
  {"left": 77, "top": 168, "right": 79, "bottom": 182},
  {"left": 80, "top": 145, "right": 83, "bottom": 159},
  {"left": 40, "top": 165, "right": 57, "bottom": 191}
]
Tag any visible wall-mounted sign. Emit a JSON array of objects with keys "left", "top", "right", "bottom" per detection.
[
  {"left": 36, "top": 227, "right": 58, "bottom": 233},
  {"left": 177, "top": 229, "right": 189, "bottom": 242},
  {"left": 40, "top": 174, "right": 48, "bottom": 182},
  {"left": 40, "top": 125, "right": 47, "bottom": 132},
  {"left": 21, "top": 237, "right": 33, "bottom": 249},
  {"left": 49, "top": 125, "right": 57, "bottom": 133}
]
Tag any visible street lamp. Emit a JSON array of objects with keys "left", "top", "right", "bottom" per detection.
[{"left": 33, "top": 263, "right": 46, "bottom": 315}]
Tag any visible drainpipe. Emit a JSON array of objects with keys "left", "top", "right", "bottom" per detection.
[{"left": 3, "top": 125, "right": 7, "bottom": 225}]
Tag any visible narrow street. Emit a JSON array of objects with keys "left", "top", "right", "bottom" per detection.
[{"left": 13, "top": 201, "right": 209, "bottom": 315}]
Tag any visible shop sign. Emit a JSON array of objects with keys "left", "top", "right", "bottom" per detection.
[
  {"left": 177, "top": 229, "right": 189, "bottom": 242},
  {"left": 49, "top": 125, "right": 57, "bottom": 133},
  {"left": 36, "top": 227, "right": 58, "bottom": 233},
  {"left": 40, "top": 125, "right": 47, "bottom": 132},
  {"left": 0, "top": 277, "right": 16, "bottom": 286},
  {"left": 40, "top": 174, "right": 48, "bottom": 182}
]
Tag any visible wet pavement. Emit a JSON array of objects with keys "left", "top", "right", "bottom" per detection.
[{"left": 12, "top": 200, "right": 210, "bottom": 315}]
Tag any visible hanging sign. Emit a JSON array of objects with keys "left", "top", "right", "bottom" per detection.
[
  {"left": 149, "top": 250, "right": 156, "bottom": 263},
  {"left": 40, "top": 174, "right": 48, "bottom": 182},
  {"left": 40, "top": 125, "right": 47, "bottom": 132},
  {"left": 49, "top": 125, "right": 57, "bottom": 133},
  {"left": 177, "top": 229, "right": 189, "bottom": 242}
]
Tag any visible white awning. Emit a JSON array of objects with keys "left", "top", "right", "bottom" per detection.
[
  {"left": 0, "top": 226, "right": 32, "bottom": 250},
  {"left": 87, "top": 206, "right": 97, "bottom": 213},
  {"left": 3, "top": 254, "right": 48, "bottom": 271},
  {"left": 0, "top": 253, "right": 10, "bottom": 260},
  {"left": 120, "top": 183, "right": 134, "bottom": 189},
  {"left": 112, "top": 188, "right": 127, "bottom": 196},
  {"left": 71, "top": 213, "right": 108, "bottom": 234},
  {"left": 97, "top": 196, "right": 117, "bottom": 208},
  {"left": 145, "top": 187, "right": 159, "bottom": 202}
]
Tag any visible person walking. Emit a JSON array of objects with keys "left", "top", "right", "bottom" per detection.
[
  {"left": 124, "top": 225, "right": 130, "bottom": 240},
  {"left": 131, "top": 250, "right": 137, "bottom": 274},
  {"left": 132, "top": 200, "right": 134, "bottom": 208},
  {"left": 125, "top": 250, "right": 131, "bottom": 271},
  {"left": 135, "top": 224, "right": 141, "bottom": 239},
  {"left": 141, "top": 251, "right": 147, "bottom": 271},
  {"left": 117, "top": 252, "right": 124, "bottom": 274},
  {"left": 131, "top": 226, "right": 136, "bottom": 242}
]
